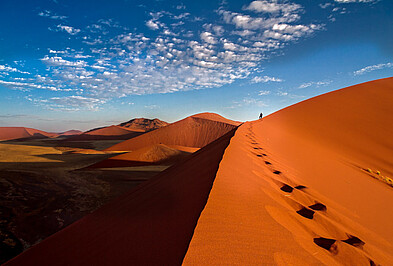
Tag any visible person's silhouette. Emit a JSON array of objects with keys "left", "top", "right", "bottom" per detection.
[{"left": 259, "top": 112, "right": 263, "bottom": 119}]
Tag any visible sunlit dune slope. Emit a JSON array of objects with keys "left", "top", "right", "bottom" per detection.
[
  {"left": 6, "top": 128, "right": 237, "bottom": 265},
  {"left": 88, "top": 144, "right": 196, "bottom": 168},
  {"left": 191, "top": 112, "right": 241, "bottom": 126},
  {"left": 0, "top": 127, "right": 57, "bottom": 141},
  {"left": 58, "top": 130, "right": 82, "bottom": 136},
  {"left": 105, "top": 113, "right": 239, "bottom": 151},
  {"left": 184, "top": 77, "right": 393, "bottom": 265},
  {"left": 66, "top": 125, "right": 144, "bottom": 141}
]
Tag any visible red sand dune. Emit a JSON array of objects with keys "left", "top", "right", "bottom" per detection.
[
  {"left": 88, "top": 144, "right": 198, "bottom": 168},
  {"left": 0, "top": 127, "right": 57, "bottom": 141},
  {"left": 184, "top": 77, "right": 393, "bottom": 265},
  {"left": 191, "top": 112, "right": 241, "bottom": 126},
  {"left": 6, "top": 78, "right": 393, "bottom": 265},
  {"left": 6, "top": 129, "right": 237, "bottom": 265},
  {"left": 105, "top": 112, "right": 240, "bottom": 151},
  {"left": 57, "top": 130, "right": 82, "bottom": 136},
  {"left": 66, "top": 125, "right": 144, "bottom": 141},
  {"left": 119, "top": 118, "right": 169, "bottom": 131}
]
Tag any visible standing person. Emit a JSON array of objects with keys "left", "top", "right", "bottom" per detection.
[{"left": 259, "top": 112, "right": 263, "bottom": 119}]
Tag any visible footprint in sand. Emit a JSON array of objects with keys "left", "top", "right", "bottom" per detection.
[
  {"left": 343, "top": 235, "right": 365, "bottom": 248},
  {"left": 280, "top": 184, "right": 294, "bottom": 193},
  {"left": 313, "top": 237, "right": 337, "bottom": 253},
  {"left": 279, "top": 183, "right": 307, "bottom": 193},
  {"left": 296, "top": 207, "right": 315, "bottom": 219},
  {"left": 308, "top": 203, "right": 326, "bottom": 211}
]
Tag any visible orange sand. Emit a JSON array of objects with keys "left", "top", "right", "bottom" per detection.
[
  {"left": 0, "top": 127, "right": 57, "bottom": 141},
  {"left": 66, "top": 125, "right": 144, "bottom": 141},
  {"left": 58, "top": 130, "right": 82, "bottom": 136},
  {"left": 184, "top": 77, "right": 393, "bottom": 265},
  {"left": 6, "top": 78, "right": 393, "bottom": 265},
  {"left": 88, "top": 144, "right": 195, "bottom": 168},
  {"left": 106, "top": 113, "right": 239, "bottom": 151},
  {"left": 6, "top": 129, "right": 236, "bottom": 265}
]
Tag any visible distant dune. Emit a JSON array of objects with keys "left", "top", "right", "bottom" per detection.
[
  {"left": 0, "top": 127, "right": 57, "bottom": 141},
  {"left": 6, "top": 78, "right": 393, "bottom": 265},
  {"left": 65, "top": 125, "right": 144, "bottom": 141},
  {"left": 119, "top": 118, "right": 169, "bottom": 131},
  {"left": 88, "top": 144, "right": 197, "bottom": 168},
  {"left": 191, "top": 112, "right": 241, "bottom": 126},
  {"left": 57, "top": 130, "right": 82, "bottom": 136},
  {"left": 105, "top": 112, "right": 240, "bottom": 151},
  {"left": 66, "top": 118, "right": 168, "bottom": 141}
]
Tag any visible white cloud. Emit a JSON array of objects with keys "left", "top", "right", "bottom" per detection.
[
  {"left": 2, "top": 2, "right": 325, "bottom": 110},
  {"left": 258, "top": 90, "right": 271, "bottom": 95},
  {"left": 49, "top": 96, "right": 105, "bottom": 111},
  {"left": 57, "top": 25, "right": 80, "bottom": 35},
  {"left": 319, "top": 3, "right": 333, "bottom": 8},
  {"left": 252, "top": 75, "right": 283, "bottom": 83},
  {"left": 244, "top": 0, "right": 301, "bottom": 14},
  {"left": 41, "top": 55, "right": 87, "bottom": 67},
  {"left": 38, "top": 10, "right": 67, "bottom": 20},
  {"left": 0, "top": 64, "right": 30, "bottom": 74},
  {"left": 146, "top": 19, "right": 159, "bottom": 30},
  {"left": 0, "top": 80, "right": 58, "bottom": 91},
  {"left": 0, "top": 65, "right": 19, "bottom": 72},
  {"left": 200, "top": 32, "right": 217, "bottom": 44},
  {"left": 298, "top": 80, "right": 332, "bottom": 89},
  {"left": 276, "top": 91, "right": 288, "bottom": 96},
  {"left": 334, "top": 0, "right": 376, "bottom": 3},
  {"left": 353, "top": 62, "right": 393, "bottom": 75}
]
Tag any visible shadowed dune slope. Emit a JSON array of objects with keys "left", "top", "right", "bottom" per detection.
[
  {"left": 183, "top": 77, "right": 393, "bottom": 265},
  {"left": 88, "top": 144, "right": 196, "bottom": 168},
  {"left": 66, "top": 125, "right": 144, "bottom": 141},
  {"left": 0, "top": 127, "right": 57, "bottom": 141},
  {"left": 6, "top": 128, "right": 237, "bottom": 265},
  {"left": 106, "top": 113, "right": 239, "bottom": 151}
]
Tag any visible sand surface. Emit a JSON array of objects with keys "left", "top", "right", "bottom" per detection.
[
  {"left": 5, "top": 129, "right": 236, "bottom": 265},
  {"left": 66, "top": 125, "right": 144, "bottom": 141},
  {"left": 106, "top": 113, "right": 239, "bottom": 151},
  {"left": 88, "top": 144, "right": 195, "bottom": 168},
  {"left": 0, "top": 127, "right": 57, "bottom": 141},
  {"left": 5, "top": 78, "right": 393, "bottom": 265},
  {"left": 0, "top": 139, "right": 166, "bottom": 264},
  {"left": 184, "top": 77, "right": 393, "bottom": 265}
]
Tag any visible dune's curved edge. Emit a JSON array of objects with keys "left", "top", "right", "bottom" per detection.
[
  {"left": 5, "top": 127, "right": 239, "bottom": 266},
  {"left": 106, "top": 116, "right": 238, "bottom": 152}
]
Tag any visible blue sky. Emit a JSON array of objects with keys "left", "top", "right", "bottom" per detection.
[{"left": 0, "top": 0, "right": 392, "bottom": 131}]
